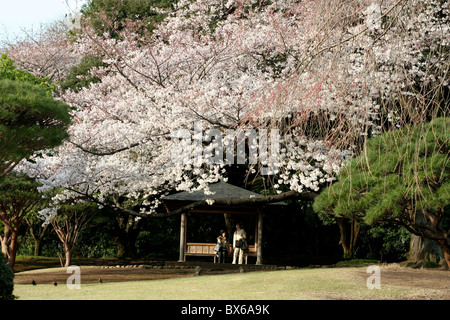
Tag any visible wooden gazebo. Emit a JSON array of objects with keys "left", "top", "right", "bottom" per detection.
[{"left": 161, "top": 181, "right": 285, "bottom": 265}]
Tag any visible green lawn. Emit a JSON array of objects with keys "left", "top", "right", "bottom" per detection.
[{"left": 13, "top": 267, "right": 447, "bottom": 300}]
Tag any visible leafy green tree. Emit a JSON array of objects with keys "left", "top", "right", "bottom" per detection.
[
  {"left": 81, "top": 0, "right": 177, "bottom": 38},
  {"left": 0, "top": 78, "right": 71, "bottom": 177},
  {"left": 51, "top": 201, "right": 97, "bottom": 267},
  {"left": 314, "top": 117, "right": 450, "bottom": 266},
  {"left": 59, "top": 56, "right": 103, "bottom": 93},
  {"left": 60, "top": 1, "right": 176, "bottom": 92},
  {"left": 0, "top": 53, "right": 56, "bottom": 93},
  {"left": 0, "top": 252, "right": 14, "bottom": 300},
  {"left": 25, "top": 213, "right": 51, "bottom": 257},
  {"left": 357, "top": 222, "right": 411, "bottom": 262},
  {"left": 0, "top": 173, "right": 45, "bottom": 267}
]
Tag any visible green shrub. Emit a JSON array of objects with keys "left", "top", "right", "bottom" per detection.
[
  {"left": 0, "top": 253, "right": 14, "bottom": 300},
  {"left": 335, "top": 259, "right": 380, "bottom": 267},
  {"left": 422, "top": 261, "right": 439, "bottom": 268}
]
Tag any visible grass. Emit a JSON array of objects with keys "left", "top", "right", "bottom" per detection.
[{"left": 13, "top": 267, "right": 442, "bottom": 300}]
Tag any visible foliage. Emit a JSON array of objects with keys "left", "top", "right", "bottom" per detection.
[
  {"left": 334, "top": 259, "right": 380, "bottom": 266},
  {"left": 422, "top": 261, "right": 439, "bottom": 268},
  {"left": 59, "top": 56, "right": 104, "bottom": 93},
  {"left": 50, "top": 201, "right": 99, "bottom": 266},
  {"left": 0, "top": 253, "right": 14, "bottom": 300},
  {"left": 313, "top": 117, "right": 449, "bottom": 266},
  {"left": 7, "top": 0, "right": 448, "bottom": 266},
  {"left": 0, "top": 53, "right": 56, "bottom": 93},
  {"left": 357, "top": 223, "right": 411, "bottom": 262},
  {"left": 0, "top": 173, "right": 45, "bottom": 210},
  {"left": 81, "top": 0, "right": 177, "bottom": 37},
  {"left": 0, "top": 79, "right": 71, "bottom": 177},
  {"left": 17, "top": 230, "right": 56, "bottom": 257},
  {"left": 74, "top": 231, "right": 117, "bottom": 258},
  {"left": 313, "top": 118, "right": 449, "bottom": 225},
  {"left": 4, "top": 23, "right": 80, "bottom": 82},
  {"left": 72, "top": 208, "right": 122, "bottom": 259},
  {"left": 0, "top": 173, "right": 47, "bottom": 267},
  {"left": 16, "top": 0, "right": 448, "bottom": 222}
]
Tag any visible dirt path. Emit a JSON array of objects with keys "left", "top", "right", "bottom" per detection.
[
  {"left": 15, "top": 266, "right": 197, "bottom": 285},
  {"left": 353, "top": 264, "right": 450, "bottom": 292},
  {"left": 14, "top": 261, "right": 270, "bottom": 285}
]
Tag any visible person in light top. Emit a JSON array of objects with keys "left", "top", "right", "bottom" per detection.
[{"left": 232, "top": 223, "right": 247, "bottom": 264}]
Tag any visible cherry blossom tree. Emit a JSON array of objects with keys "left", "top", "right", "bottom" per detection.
[
  {"left": 4, "top": 22, "right": 80, "bottom": 82},
  {"left": 17, "top": 0, "right": 448, "bottom": 224}
]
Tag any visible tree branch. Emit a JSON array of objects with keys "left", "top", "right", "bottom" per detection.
[{"left": 69, "top": 140, "right": 142, "bottom": 156}]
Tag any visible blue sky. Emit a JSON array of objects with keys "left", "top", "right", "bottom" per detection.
[{"left": 0, "top": 0, "right": 87, "bottom": 42}]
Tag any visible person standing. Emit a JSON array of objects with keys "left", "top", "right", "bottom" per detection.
[
  {"left": 232, "top": 224, "right": 247, "bottom": 264},
  {"left": 216, "top": 230, "right": 228, "bottom": 263}
]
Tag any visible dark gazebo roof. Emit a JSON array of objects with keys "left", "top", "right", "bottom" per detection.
[
  {"left": 162, "top": 181, "right": 264, "bottom": 201},
  {"left": 161, "top": 181, "right": 285, "bottom": 214}
]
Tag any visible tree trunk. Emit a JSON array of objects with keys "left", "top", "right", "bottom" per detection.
[
  {"left": 34, "top": 239, "right": 42, "bottom": 257},
  {"left": 337, "top": 218, "right": 351, "bottom": 258},
  {"left": 350, "top": 219, "right": 360, "bottom": 256},
  {"left": 436, "top": 239, "right": 450, "bottom": 269},
  {"left": 64, "top": 243, "right": 72, "bottom": 267},
  {"left": 408, "top": 234, "right": 444, "bottom": 264},
  {"left": 115, "top": 236, "right": 138, "bottom": 259},
  {"left": 0, "top": 226, "right": 12, "bottom": 259},
  {"left": 224, "top": 213, "right": 235, "bottom": 238},
  {"left": 113, "top": 214, "right": 141, "bottom": 259},
  {"left": 27, "top": 219, "right": 49, "bottom": 256},
  {"left": 0, "top": 225, "right": 21, "bottom": 268},
  {"left": 337, "top": 217, "right": 360, "bottom": 259},
  {"left": 407, "top": 209, "right": 446, "bottom": 267},
  {"left": 7, "top": 231, "right": 19, "bottom": 268}
]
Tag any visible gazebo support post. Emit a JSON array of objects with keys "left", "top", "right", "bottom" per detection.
[
  {"left": 178, "top": 212, "right": 187, "bottom": 262},
  {"left": 256, "top": 208, "right": 263, "bottom": 265}
]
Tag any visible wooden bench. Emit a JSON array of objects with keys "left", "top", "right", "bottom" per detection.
[
  {"left": 242, "top": 244, "right": 257, "bottom": 264},
  {"left": 185, "top": 242, "right": 257, "bottom": 264}
]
